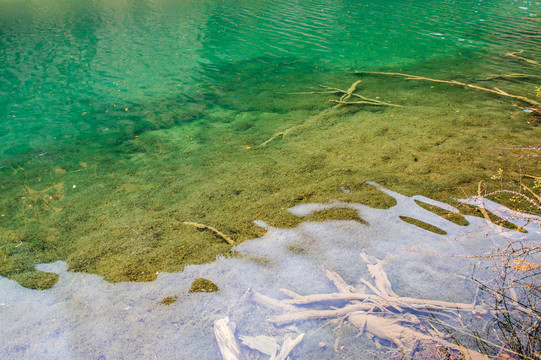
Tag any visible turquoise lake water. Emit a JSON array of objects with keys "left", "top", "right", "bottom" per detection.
[
  {"left": 1, "top": 0, "right": 538, "bottom": 162},
  {"left": 0, "top": 1, "right": 541, "bottom": 357}
]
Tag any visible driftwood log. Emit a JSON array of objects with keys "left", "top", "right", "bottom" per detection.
[{"left": 247, "top": 253, "right": 490, "bottom": 359}]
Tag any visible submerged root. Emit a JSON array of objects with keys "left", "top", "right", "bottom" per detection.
[
  {"left": 183, "top": 222, "right": 236, "bottom": 245},
  {"left": 339, "top": 80, "right": 362, "bottom": 102},
  {"left": 271, "top": 333, "right": 305, "bottom": 360},
  {"left": 330, "top": 99, "right": 398, "bottom": 106}
]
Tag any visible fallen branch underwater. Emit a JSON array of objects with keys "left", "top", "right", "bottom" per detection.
[
  {"left": 477, "top": 73, "right": 541, "bottom": 81},
  {"left": 355, "top": 71, "right": 541, "bottom": 108},
  {"left": 325, "top": 80, "right": 401, "bottom": 107},
  {"left": 247, "top": 253, "right": 490, "bottom": 359},
  {"left": 183, "top": 222, "right": 236, "bottom": 245},
  {"left": 258, "top": 108, "right": 334, "bottom": 147},
  {"left": 259, "top": 80, "right": 398, "bottom": 146},
  {"left": 506, "top": 50, "right": 541, "bottom": 67}
]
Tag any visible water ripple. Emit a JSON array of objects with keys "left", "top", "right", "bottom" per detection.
[{"left": 0, "top": 0, "right": 539, "bottom": 162}]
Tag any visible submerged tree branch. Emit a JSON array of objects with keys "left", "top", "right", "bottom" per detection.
[
  {"left": 355, "top": 71, "right": 541, "bottom": 107},
  {"left": 260, "top": 80, "right": 398, "bottom": 146},
  {"left": 506, "top": 50, "right": 541, "bottom": 66},
  {"left": 183, "top": 222, "right": 236, "bottom": 245}
]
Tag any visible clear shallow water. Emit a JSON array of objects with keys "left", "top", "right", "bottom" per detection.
[
  {"left": 1, "top": 185, "right": 540, "bottom": 359},
  {"left": 0, "top": 0, "right": 541, "bottom": 356}
]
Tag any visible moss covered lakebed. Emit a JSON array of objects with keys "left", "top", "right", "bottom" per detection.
[{"left": 1, "top": 62, "right": 540, "bottom": 289}]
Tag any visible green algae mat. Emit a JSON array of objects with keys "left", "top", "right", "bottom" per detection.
[{"left": 1, "top": 0, "right": 540, "bottom": 289}]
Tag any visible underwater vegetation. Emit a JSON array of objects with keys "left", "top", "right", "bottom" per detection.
[
  {"left": 0, "top": 0, "right": 540, "bottom": 292},
  {"left": 189, "top": 278, "right": 219, "bottom": 293},
  {"left": 1, "top": 56, "right": 540, "bottom": 290}
]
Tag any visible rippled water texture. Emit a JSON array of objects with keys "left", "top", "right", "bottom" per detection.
[
  {"left": 0, "top": 0, "right": 540, "bottom": 287},
  {"left": 1, "top": 0, "right": 539, "bottom": 160}
]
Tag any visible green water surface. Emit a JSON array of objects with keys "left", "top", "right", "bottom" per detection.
[{"left": 0, "top": 0, "right": 540, "bottom": 288}]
